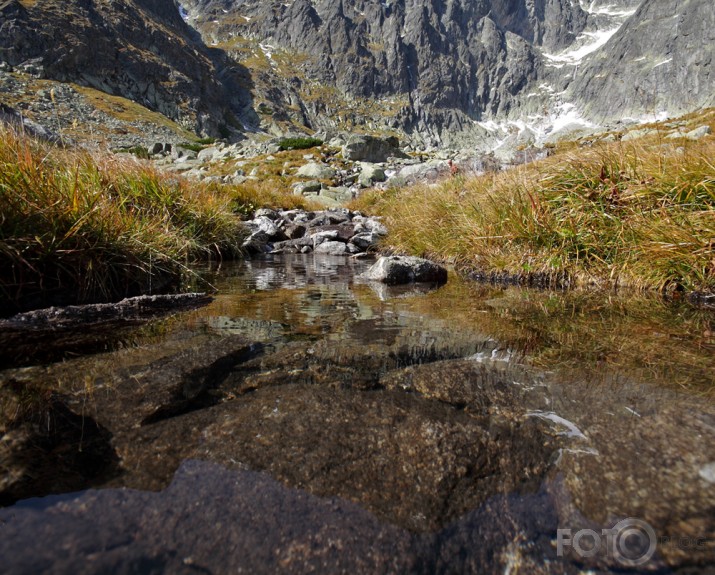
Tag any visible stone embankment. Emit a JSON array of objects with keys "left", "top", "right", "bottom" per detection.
[{"left": 241, "top": 208, "right": 388, "bottom": 257}]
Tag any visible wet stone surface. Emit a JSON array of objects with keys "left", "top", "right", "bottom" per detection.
[{"left": 1, "top": 255, "right": 714, "bottom": 573}]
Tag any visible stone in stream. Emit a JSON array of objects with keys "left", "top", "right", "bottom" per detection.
[
  {"left": 349, "top": 232, "right": 380, "bottom": 250},
  {"left": 311, "top": 230, "right": 339, "bottom": 248},
  {"left": 364, "top": 218, "right": 388, "bottom": 236},
  {"left": 361, "top": 256, "right": 448, "bottom": 285},
  {"left": 0, "top": 293, "right": 213, "bottom": 330},
  {"left": 243, "top": 209, "right": 381, "bottom": 256},
  {"left": 0, "top": 293, "right": 216, "bottom": 368},
  {"left": 314, "top": 241, "right": 347, "bottom": 255}
]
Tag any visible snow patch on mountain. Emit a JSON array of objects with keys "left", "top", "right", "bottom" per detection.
[{"left": 543, "top": 26, "right": 624, "bottom": 66}]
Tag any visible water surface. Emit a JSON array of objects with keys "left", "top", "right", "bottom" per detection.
[{"left": 1, "top": 255, "right": 713, "bottom": 574}]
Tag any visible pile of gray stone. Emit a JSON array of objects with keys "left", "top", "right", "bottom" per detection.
[{"left": 242, "top": 208, "right": 388, "bottom": 256}]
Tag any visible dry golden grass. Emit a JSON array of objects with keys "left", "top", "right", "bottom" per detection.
[
  {"left": 72, "top": 84, "right": 196, "bottom": 139},
  {"left": 352, "top": 121, "right": 715, "bottom": 293},
  {"left": 0, "top": 127, "right": 309, "bottom": 312}
]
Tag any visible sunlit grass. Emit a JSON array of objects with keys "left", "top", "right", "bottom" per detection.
[
  {"left": 0, "top": 128, "right": 247, "bottom": 312},
  {"left": 352, "top": 124, "right": 715, "bottom": 293}
]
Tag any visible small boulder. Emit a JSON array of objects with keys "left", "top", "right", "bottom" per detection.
[
  {"left": 272, "top": 238, "right": 314, "bottom": 251},
  {"left": 296, "top": 162, "right": 336, "bottom": 179},
  {"left": 242, "top": 231, "right": 272, "bottom": 254},
  {"left": 311, "top": 230, "right": 340, "bottom": 248},
  {"left": 320, "top": 186, "right": 353, "bottom": 203},
  {"left": 246, "top": 216, "right": 288, "bottom": 242},
  {"left": 284, "top": 224, "right": 307, "bottom": 240},
  {"left": 364, "top": 218, "right": 389, "bottom": 236},
  {"left": 197, "top": 147, "right": 220, "bottom": 162},
  {"left": 350, "top": 232, "right": 380, "bottom": 250},
  {"left": 358, "top": 162, "right": 387, "bottom": 188},
  {"left": 686, "top": 125, "right": 711, "bottom": 140},
  {"left": 315, "top": 241, "right": 348, "bottom": 255},
  {"left": 326, "top": 210, "right": 352, "bottom": 224},
  {"left": 397, "top": 160, "right": 447, "bottom": 183},
  {"left": 312, "top": 224, "right": 354, "bottom": 242},
  {"left": 149, "top": 142, "right": 165, "bottom": 155},
  {"left": 253, "top": 208, "right": 280, "bottom": 220},
  {"left": 292, "top": 180, "right": 322, "bottom": 195},
  {"left": 361, "top": 256, "right": 448, "bottom": 285},
  {"left": 342, "top": 135, "right": 406, "bottom": 163},
  {"left": 621, "top": 128, "right": 656, "bottom": 142}
]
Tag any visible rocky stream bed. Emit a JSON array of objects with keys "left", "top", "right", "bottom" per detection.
[{"left": 0, "top": 255, "right": 714, "bottom": 574}]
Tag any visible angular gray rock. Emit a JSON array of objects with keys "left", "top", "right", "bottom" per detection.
[
  {"left": 292, "top": 180, "right": 322, "bottom": 195},
  {"left": 296, "top": 162, "right": 336, "bottom": 179},
  {"left": 350, "top": 232, "right": 380, "bottom": 251},
  {"left": 314, "top": 241, "right": 348, "bottom": 255},
  {"left": 358, "top": 162, "right": 387, "bottom": 188},
  {"left": 685, "top": 125, "right": 712, "bottom": 140},
  {"left": 342, "top": 135, "right": 405, "bottom": 163},
  {"left": 361, "top": 256, "right": 448, "bottom": 285}
]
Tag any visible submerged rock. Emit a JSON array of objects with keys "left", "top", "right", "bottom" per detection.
[
  {"left": 361, "top": 256, "right": 448, "bottom": 285},
  {"left": 0, "top": 293, "right": 213, "bottom": 330}
]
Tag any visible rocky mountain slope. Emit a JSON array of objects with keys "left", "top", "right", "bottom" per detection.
[
  {"left": 0, "top": 0, "right": 712, "bottom": 150},
  {"left": 0, "top": 0, "right": 255, "bottom": 136},
  {"left": 570, "top": 0, "right": 715, "bottom": 121},
  {"left": 177, "top": 0, "right": 714, "bottom": 148}
]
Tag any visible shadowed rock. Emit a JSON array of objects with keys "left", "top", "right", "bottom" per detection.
[
  {"left": 0, "top": 293, "right": 214, "bottom": 368},
  {"left": 361, "top": 256, "right": 448, "bottom": 285}
]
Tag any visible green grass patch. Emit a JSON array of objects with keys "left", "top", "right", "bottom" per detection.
[
  {"left": 179, "top": 142, "right": 205, "bottom": 153},
  {"left": 114, "top": 146, "right": 151, "bottom": 160},
  {"left": 278, "top": 137, "right": 324, "bottom": 151}
]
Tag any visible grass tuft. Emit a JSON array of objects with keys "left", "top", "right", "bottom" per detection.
[
  {"left": 352, "top": 129, "right": 715, "bottom": 293},
  {"left": 278, "top": 137, "right": 324, "bottom": 151},
  {"left": 0, "top": 127, "right": 257, "bottom": 314}
]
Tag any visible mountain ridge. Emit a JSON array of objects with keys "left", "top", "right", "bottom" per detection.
[
  {"left": 0, "top": 0, "right": 712, "bottom": 151},
  {"left": 0, "top": 0, "right": 255, "bottom": 136}
]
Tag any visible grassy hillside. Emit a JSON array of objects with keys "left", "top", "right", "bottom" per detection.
[
  {"left": 353, "top": 113, "right": 715, "bottom": 294},
  {"left": 0, "top": 127, "right": 305, "bottom": 315}
]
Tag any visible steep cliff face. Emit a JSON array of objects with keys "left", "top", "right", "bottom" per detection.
[
  {"left": 0, "top": 0, "right": 253, "bottom": 135},
  {"left": 568, "top": 0, "right": 715, "bottom": 121},
  {"left": 179, "top": 0, "right": 714, "bottom": 146},
  {"left": 179, "top": 0, "right": 593, "bottom": 144},
  {"left": 0, "top": 0, "right": 712, "bottom": 147}
]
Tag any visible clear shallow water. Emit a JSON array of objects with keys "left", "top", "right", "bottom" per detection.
[
  {"left": 0, "top": 254, "right": 713, "bottom": 574},
  {"left": 191, "top": 255, "right": 715, "bottom": 393}
]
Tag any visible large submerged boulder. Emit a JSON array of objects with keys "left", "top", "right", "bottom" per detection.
[{"left": 361, "top": 256, "right": 448, "bottom": 285}]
